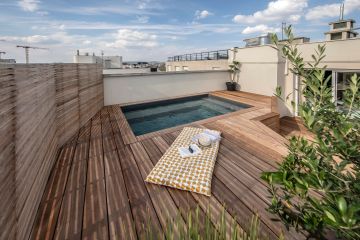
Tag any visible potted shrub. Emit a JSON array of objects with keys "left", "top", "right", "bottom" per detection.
[{"left": 227, "top": 60, "right": 240, "bottom": 91}]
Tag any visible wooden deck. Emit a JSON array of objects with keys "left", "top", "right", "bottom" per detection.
[
  {"left": 280, "top": 116, "right": 315, "bottom": 141},
  {"left": 30, "top": 91, "right": 307, "bottom": 240}
]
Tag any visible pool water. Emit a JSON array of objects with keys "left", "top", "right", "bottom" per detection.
[{"left": 122, "top": 95, "right": 250, "bottom": 136}]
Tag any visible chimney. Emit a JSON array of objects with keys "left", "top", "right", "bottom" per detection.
[{"left": 77, "top": 49, "right": 80, "bottom": 55}]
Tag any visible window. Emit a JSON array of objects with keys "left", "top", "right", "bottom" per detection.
[
  {"left": 182, "top": 66, "right": 189, "bottom": 71},
  {"left": 175, "top": 66, "right": 181, "bottom": 71},
  {"left": 331, "top": 32, "right": 342, "bottom": 40},
  {"left": 335, "top": 71, "right": 360, "bottom": 107},
  {"left": 333, "top": 22, "right": 347, "bottom": 29},
  {"left": 167, "top": 65, "right": 171, "bottom": 71}
]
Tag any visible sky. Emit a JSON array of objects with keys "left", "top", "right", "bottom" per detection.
[{"left": 0, "top": 0, "right": 360, "bottom": 63}]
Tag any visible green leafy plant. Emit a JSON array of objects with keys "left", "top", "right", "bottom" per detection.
[
  {"left": 143, "top": 206, "right": 283, "bottom": 240},
  {"left": 229, "top": 60, "right": 241, "bottom": 83},
  {"left": 262, "top": 26, "right": 360, "bottom": 239}
]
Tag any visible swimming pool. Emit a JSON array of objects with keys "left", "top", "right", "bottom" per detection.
[{"left": 122, "top": 94, "right": 250, "bottom": 136}]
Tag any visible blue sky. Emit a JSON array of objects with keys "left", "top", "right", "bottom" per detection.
[{"left": 1, "top": 0, "right": 360, "bottom": 63}]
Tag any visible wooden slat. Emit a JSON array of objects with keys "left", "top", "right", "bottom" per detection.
[
  {"left": 130, "top": 142, "right": 187, "bottom": 238},
  {"left": 117, "top": 146, "right": 163, "bottom": 239},
  {"left": 0, "top": 63, "right": 104, "bottom": 240},
  {"left": 0, "top": 67, "right": 16, "bottom": 240},
  {"left": 101, "top": 108, "right": 137, "bottom": 240}
]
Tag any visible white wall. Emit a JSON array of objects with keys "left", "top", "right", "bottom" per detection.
[
  {"left": 103, "top": 70, "right": 229, "bottom": 105},
  {"left": 73, "top": 55, "right": 102, "bottom": 64},
  {"left": 229, "top": 39, "right": 360, "bottom": 117},
  {"left": 103, "top": 56, "right": 123, "bottom": 68},
  {"left": 230, "top": 45, "right": 280, "bottom": 97},
  {"left": 103, "top": 68, "right": 150, "bottom": 74},
  {"left": 166, "top": 60, "right": 228, "bottom": 72}
]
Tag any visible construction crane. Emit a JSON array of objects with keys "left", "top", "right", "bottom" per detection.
[{"left": 16, "top": 45, "right": 48, "bottom": 64}]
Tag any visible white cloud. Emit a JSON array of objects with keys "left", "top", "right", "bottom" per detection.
[
  {"left": 36, "top": 11, "right": 48, "bottom": 16},
  {"left": 18, "top": 0, "right": 40, "bottom": 12},
  {"left": 0, "top": 31, "right": 80, "bottom": 45},
  {"left": 242, "top": 24, "right": 281, "bottom": 34},
  {"left": 136, "top": 15, "right": 149, "bottom": 23},
  {"left": 233, "top": 0, "right": 308, "bottom": 24},
  {"left": 306, "top": 0, "right": 360, "bottom": 20},
  {"left": 195, "top": 10, "right": 212, "bottom": 19},
  {"left": 106, "top": 29, "right": 158, "bottom": 48},
  {"left": 83, "top": 40, "right": 92, "bottom": 45},
  {"left": 0, "top": 35, "right": 48, "bottom": 43}
]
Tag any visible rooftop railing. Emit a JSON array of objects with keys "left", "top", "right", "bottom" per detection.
[{"left": 167, "top": 49, "right": 229, "bottom": 62}]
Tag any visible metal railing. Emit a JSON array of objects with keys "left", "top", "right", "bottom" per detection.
[{"left": 167, "top": 49, "right": 229, "bottom": 62}]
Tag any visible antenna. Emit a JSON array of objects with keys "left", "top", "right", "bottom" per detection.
[
  {"left": 281, "top": 22, "right": 287, "bottom": 40},
  {"left": 0, "top": 51, "right": 5, "bottom": 59},
  {"left": 16, "top": 45, "right": 48, "bottom": 64},
  {"left": 340, "top": 3, "right": 344, "bottom": 20},
  {"left": 101, "top": 50, "right": 104, "bottom": 66}
]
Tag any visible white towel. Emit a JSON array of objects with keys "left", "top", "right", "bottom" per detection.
[
  {"left": 191, "top": 129, "right": 221, "bottom": 144},
  {"left": 178, "top": 144, "right": 202, "bottom": 158}
]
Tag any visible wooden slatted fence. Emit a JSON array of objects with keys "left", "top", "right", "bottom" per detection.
[{"left": 0, "top": 63, "right": 103, "bottom": 240}]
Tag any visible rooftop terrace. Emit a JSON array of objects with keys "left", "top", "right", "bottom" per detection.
[
  {"left": 167, "top": 49, "right": 229, "bottom": 62},
  {"left": 30, "top": 91, "right": 308, "bottom": 240}
]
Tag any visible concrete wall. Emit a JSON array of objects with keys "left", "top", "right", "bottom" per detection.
[
  {"left": 73, "top": 55, "right": 102, "bottom": 64},
  {"left": 104, "top": 56, "right": 123, "bottom": 68},
  {"left": 230, "top": 45, "right": 281, "bottom": 97},
  {"left": 166, "top": 60, "right": 228, "bottom": 72},
  {"left": 103, "top": 68, "right": 151, "bottom": 75},
  {"left": 103, "top": 70, "right": 229, "bottom": 105}
]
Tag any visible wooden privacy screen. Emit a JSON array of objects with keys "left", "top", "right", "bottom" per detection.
[{"left": 0, "top": 64, "right": 103, "bottom": 240}]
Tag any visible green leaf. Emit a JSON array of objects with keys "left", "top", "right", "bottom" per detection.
[
  {"left": 337, "top": 197, "right": 348, "bottom": 216},
  {"left": 324, "top": 211, "right": 336, "bottom": 223}
]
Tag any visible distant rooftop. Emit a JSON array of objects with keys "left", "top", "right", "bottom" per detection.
[{"left": 167, "top": 49, "right": 229, "bottom": 62}]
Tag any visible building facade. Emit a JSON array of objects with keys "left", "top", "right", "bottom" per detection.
[
  {"left": 166, "top": 49, "right": 229, "bottom": 72},
  {"left": 73, "top": 51, "right": 122, "bottom": 69},
  {"left": 229, "top": 37, "right": 360, "bottom": 117}
]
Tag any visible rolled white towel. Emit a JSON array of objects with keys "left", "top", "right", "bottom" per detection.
[
  {"left": 203, "top": 129, "right": 221, "bottom": 141},
  {"left": 191, "top": 129, "right": 221, "bottom": 144}
]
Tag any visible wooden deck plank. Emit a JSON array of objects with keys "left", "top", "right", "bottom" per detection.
[
  {"left": 130, "top": 142, "right": 187, "bottom": 237},
  {"left": 109, "top": 105, "right": 137, "bottom": 145},
  {"left": 82, "top": 118, "right": 109, "bottom": 240},
  {"left": 52, "top": 123, "right": 91, "bottom": 240},
  {"left": 213, "top": 157, "right": 305, "bottom": 240},
  {"left": 117, "top": 146, "right": 163, "bottom": 239},
  {"left": 141, "top": 139, "right": 210, "bottom": 234},
  {"left": 31, "top": 142, "right": 78, "bottom": 240},
  {"left": 81, "top": 179, "right": 108, "bottom": 240},
  {"left": 204, "top": 121, "right": 284, "bottom": 163},
  {"left": 102, "top": 110, "right": 137, "bottom": 240}
]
